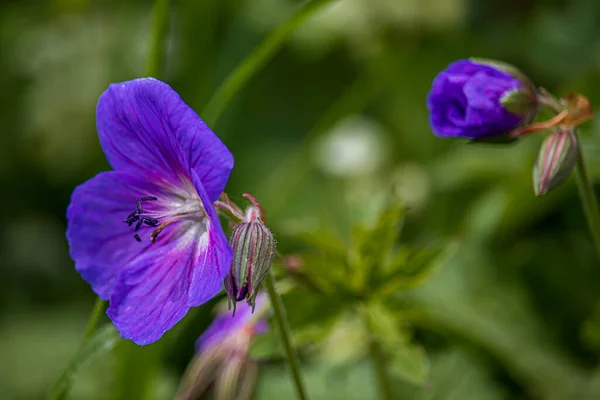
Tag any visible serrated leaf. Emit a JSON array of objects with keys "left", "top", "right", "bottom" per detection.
[
  {"left": 44, "top": 324, "right": 121, "bottom": 400},
  {"left": 315, "top": 315, "right": 368, "bottom": 367},
  {"left": 374, "top": 241, "right": 459, "bottom": 296},
  {"left": 389, "top": 343, "right": 429, "bottom": 385},
  {"left": 349, "top": 203, "right": 404, "bottom": 288},
  {"left": 250, "top": 290, "right": 346, "bottom": 361},
  {"left": 287, "top": 227, "right": 348, "bottom": 258},
  {"left": 362, "top": 301, "right": 430, "bottom": 386},
  {"left": 295, "top": 252, "right": 350, "bottom": 294}
]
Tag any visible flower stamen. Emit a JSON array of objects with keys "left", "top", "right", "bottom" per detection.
[
  {"left": 150, "top": 222, "right": 173, "bottom": 244},
  {"left": 125, "top": 196, "right": 159, "bottom": 242}
]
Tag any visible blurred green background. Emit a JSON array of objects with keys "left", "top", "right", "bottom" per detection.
[{"left": 3, "top": 0, "right": 600, "bottom": 399}]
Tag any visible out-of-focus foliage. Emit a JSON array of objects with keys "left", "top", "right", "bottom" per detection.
[{"left": 3, "top": 0, "right": 600, "bottom": 399}]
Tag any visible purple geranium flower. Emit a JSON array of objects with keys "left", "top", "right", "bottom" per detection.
[
  {"left": 427, "top": 59, "right": 526, "bottom": 139},
  {"left": 66, "top": 78, "right": 234, "bottom": 345},
  {"left": 196, "top": 292, "right": 268, "bottom": 353},
  {"left": 176, "top": 294, "right": 268, "bottom": 400}
]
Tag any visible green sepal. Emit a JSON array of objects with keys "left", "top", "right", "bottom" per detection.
[{"left": 500, "top": 89, "right": 538, "bottom": 117}]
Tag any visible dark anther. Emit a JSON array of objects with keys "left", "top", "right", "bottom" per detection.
[
  {"left": 124, "top": 211, "right": 138, "bottom": 223},
  {"left": 125, "top": 196, "right": 160, "bottom": 242},
  {"left": 126, "top": 214, "right": 140, "bottom": 226},
  {"left": 143, "top": 217, "right": 159, "bottom": 227}
]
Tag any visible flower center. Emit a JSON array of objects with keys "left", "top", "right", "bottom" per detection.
[{"left": 123, "top": 193, "right": 206, "bottom": 243}]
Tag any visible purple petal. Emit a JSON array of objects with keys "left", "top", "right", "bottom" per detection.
[
  {"left": 196, "top": 293, "right": 268, "bottom": 352},
  {"left": 106, "top": 177, "right": 232, "bottom": 345},
  {"left": 187, "top": 169, "right": 233, "bottom": 306},
  {"left": 97, "top": 78, "right": 233, "bottom": 201},
  {"left": 66, "top": 170, "right": 183, "bottom": 299}
]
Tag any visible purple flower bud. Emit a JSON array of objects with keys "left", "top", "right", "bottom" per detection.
[
  {"left": 224, "top": 221, "right": 276, "bottom": 312},
  {"left": 427, "top": 59, "right": 538, "bottom": 139},
  {"left": 533, "top": 127, "right": 578, "bottom": 196}
]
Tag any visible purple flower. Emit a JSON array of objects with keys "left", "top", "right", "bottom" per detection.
[
  {"left": 66, "top": 78, "right": 234, "bottom": 345},
  {"left": 427, "top": 59, "right": 527, "bottom": 139},
  {"left": 175, "top": 294, "right": 268, "bottom": 400},
  {"left": 196, "top": 292, "right": 268, "bottom": 353}
]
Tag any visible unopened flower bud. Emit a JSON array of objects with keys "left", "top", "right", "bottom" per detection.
[
  {"left": 224, "top": 221, "right": 275, "bottom": 312},
  {"left": 428, "top": 58, "right": 538, "bottom": 141},
  {"left": 533, "top": 127, "right": 578, "bottom": 196}
]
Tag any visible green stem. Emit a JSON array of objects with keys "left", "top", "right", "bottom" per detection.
[
  {"left": 264, "top": 272, "right": 309, "bottom": 400},
  {"left": 368, "top": 338, "right": 394, "bottom": 400},
  {"left": 574, "top": 131, "right": 600, "bottom": 260},
  {"left": 360, "top": 306, "right": 394, "bottom": 400},
  {"left": 82, "top": 297, "right": 105, "bottom": 341},
  {"left": 46, "top": 297, "right": 106, "bottom": 400},
  {"left": 202, "top": 0, "right": 338, "bottom": 126},
  {"left": 145, "top": 0, "right": 170, "bottom": 77}
]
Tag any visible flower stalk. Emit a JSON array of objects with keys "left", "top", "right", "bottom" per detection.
[
  {"left": 45, "top": 298, "right": 105, "bottom": 400},
  {"left": 82, "top": 297, "right": 105, "bottom": 341},
  {"left": 368, "top": 338, "right": 394, "bottom": 400},
  {"left": 573, "top": 132, "right": 600, "bottom": 261},
  {"left": 264, "top": 272, "right": 310, "bottom": 400}
]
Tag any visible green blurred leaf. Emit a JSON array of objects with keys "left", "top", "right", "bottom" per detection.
[
  {"left": 363, "top": 301, "right": 429, "bottom": 385},
  {"left": 249, "top": 329, "right": 285, "bottom": 360},
  {"left": 256, "top": 362, "right": 377, "bottom": 400},
  {"left": 251, "top": 290, "right": 347, "bottom": 361},
  {"left": 282, "top": 290, "right": 347, "bottom": 345},
  {"left": 349, "top": 203, "right": 404, "bottom": 289},
  {"left": 374, "top": 240, "right": 459, "bottom": 296},
  {"left": 289, "top": 227, "right": 348, "bottom": 259},
  {"left": 296, "top": 252, "right": 351, "bottom": 294},
  {"left": 388, "top": 343, "right": 429, "bottom": 386},
  {"left": 45, "top": 324, "right": 121, "bottom": 400},
  {"left": 314, "top": 314, "right": 368, "bottom": 367}
]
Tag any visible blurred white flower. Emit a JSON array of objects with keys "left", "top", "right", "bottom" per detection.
[{"left": 312, "top": 115, "right": 389, "bottom": 178}]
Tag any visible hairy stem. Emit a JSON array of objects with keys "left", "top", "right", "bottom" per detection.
[{"left": 264, "top": 272, "right": 309, "bottom": 400}]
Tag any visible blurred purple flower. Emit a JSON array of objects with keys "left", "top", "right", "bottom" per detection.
[
  {"left": 176, "top": 294, "right": 268, "bottom": 400},
  {"left": 197, "top": 292, "right": 268, "bottom": 353},
  {"left": 427, "top": 59, "right": 525, "bottom": 139},
  {"left": 66, "top": 78, "right": 234, "bottom": 345}
]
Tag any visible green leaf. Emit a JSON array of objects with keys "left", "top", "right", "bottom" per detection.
[
  {"left": 388, "top": 343, "right": 429, "bottom": 385},
  {"left": 250, "top": 290, "right": 346, "bottom": 361},
  {"left": 287, "top": 227, "right": 348, "bottom": 259},
  {"left": 255, "top": 362, "right": 378, "bottom": 400},
  {"left": 374, "top": 240, "right": 459, "bottom": 296},
  {"left": 44, "top": 324, "right": 121, "bottom": 400},
  {"left": 249, "top": 329, "right": 285, "bottom": 360},
  {"left": 363, "top": 301, "right": 429, "bottom": 385},
  {"left": 294, "top": 252, "right": 351, "bottom": 294},
  {"left": 314, "top": 315, "right": 368, "bottom": 367},
  {"left": 282, "top": 290, "right": 347, "bottom": 346},
  {"left": 349, "top": 203, "right": 404, "bottom": 288}
]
